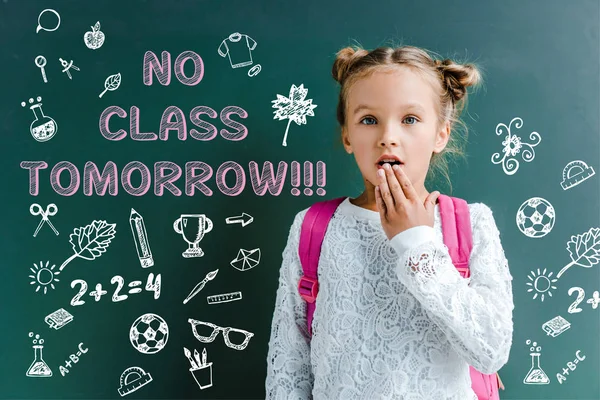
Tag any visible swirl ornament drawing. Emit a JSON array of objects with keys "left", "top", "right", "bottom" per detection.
[{"left": 491, "top": 117, "right": 542, "bottom": 175}]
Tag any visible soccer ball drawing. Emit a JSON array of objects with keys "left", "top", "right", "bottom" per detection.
[
  {"left": 516, "top": 197, "right": 556, "bottom": 238},
  {"left": 129, "top": 313, "right": 169, "bottom": 354}
]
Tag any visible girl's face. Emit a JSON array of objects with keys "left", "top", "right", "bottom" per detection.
[{"left": 342, "top": 67, "right": 450, "bottom": 197}]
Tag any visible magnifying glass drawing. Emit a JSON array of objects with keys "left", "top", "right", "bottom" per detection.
[{"left": 36, "top": 9, "right": 61, "bottom": 34}]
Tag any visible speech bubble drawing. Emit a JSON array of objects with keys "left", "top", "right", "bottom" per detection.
[{"left": 36, "top": 9, "right": 61, "bottom": 33}]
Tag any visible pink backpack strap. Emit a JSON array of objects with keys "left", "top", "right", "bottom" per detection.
[
  {"left": 437, "top": 194, "right": 473, "bottom": 278},
  {"left": 298, "top": 196, "right": 346, "bottom": 336},
  {"left": 439, "top": 196, "right": 501, "bottom": 400}
]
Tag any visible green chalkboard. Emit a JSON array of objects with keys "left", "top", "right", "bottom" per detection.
[{"left": 1, "top": 0, "right": 599, "bottom": 399}]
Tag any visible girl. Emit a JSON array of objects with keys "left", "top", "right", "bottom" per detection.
[{"left": 265, "top": 44, "right": 514, "bottom": 399}]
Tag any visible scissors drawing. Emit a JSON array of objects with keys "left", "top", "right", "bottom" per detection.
[{"left": 30, "top": 203, "right": 59, "bottom": 237}]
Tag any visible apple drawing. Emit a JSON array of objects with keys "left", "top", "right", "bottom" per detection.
[{"left": 84, "top": 22, "right": 105, "bottom": 50}]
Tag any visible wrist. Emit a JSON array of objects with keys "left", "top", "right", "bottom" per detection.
[{"left": 388, "top": 225, "right": 436, "bottom": 255}]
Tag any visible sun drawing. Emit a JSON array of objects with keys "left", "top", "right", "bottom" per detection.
[
  {"left": 526, "top": 268, "right": 558, "bottom": 302},
  {"left": 29, "top": 261, "right": 60, "bottom": 294}
]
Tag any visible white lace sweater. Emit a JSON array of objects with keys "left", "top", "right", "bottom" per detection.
[{"left": 265, "top": 197, "right": 514, "bottom": 400}]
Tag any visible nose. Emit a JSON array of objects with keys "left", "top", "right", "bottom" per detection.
[{"left": 378, "top": 122, "right": 400, "bottom": 147}]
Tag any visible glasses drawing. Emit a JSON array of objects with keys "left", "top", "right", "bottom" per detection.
[{"left": 187, "top": 318, "right": 254, "bottom": 351}]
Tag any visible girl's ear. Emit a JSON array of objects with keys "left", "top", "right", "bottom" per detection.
[
  {"left": 342, "top": 127, "right": 353, "bottom": 154},
  {"left": 433, "top": 121, "right": 451, "bottom": 153}
]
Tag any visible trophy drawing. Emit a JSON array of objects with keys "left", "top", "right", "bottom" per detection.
[{"left": 173, "top": 214, "right": 213, "bottom": 258}]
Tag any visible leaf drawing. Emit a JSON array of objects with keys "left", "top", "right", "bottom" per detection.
[
  {"left": 59, "top": 220, "right": 117, "bottom": 271},
  {"left": 556, "top": 227, "right": 600, "bottom": 278},
  {"left": 99, "top": 73, "right": 122, "bottom": 98},
  {"left": 272, "top": 84, "right": 317, "bottom": 146}
]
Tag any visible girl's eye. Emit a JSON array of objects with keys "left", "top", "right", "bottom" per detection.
[
  {"left": 360, "top": 116, "right": 377, "bottom": 125},
  {"left": 359, "top": 116, "right": 418, "bottom": 125}
]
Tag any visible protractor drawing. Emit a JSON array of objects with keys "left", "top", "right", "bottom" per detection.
[
  {"left": 118, "top": 366, "right": 153, "bottom": 397},
  {"left": 561, "top": 160, "right": 595, "bottom": 190}
]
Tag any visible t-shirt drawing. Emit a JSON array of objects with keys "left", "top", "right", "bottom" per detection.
[{"left": 218, "top": 32, "right": 257, "bottom": 68}]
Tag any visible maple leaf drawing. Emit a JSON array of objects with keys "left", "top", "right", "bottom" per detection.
[
  {"left": 556, "top": 227, "right": 600, "bottom": 278},
  {"left": 272, "top": 84, "right": 318, "bottom": 146},
  {"left": 58, "top": 220, "right": 117, "bottom": 271}
]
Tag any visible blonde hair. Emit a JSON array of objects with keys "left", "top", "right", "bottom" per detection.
[{"left": 332, "top": 43, "right": 484, "bottom": 194}]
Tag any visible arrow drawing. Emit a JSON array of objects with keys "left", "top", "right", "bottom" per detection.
[{"left": 225, "top": 212, "right": 254, "bottom": 227}]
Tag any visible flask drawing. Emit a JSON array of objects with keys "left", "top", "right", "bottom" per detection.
[
  {"left": 129, "top": 208, "right": 154, "bottom": 268},
  {"left": 523, "top": 340, "right": 550, "bottom": 384},
  {"left": 26, "top": 332, "right": 52, "bottom": 377},
  {"left": 22, "top": 96, "right": 57, "bottom": 142}
]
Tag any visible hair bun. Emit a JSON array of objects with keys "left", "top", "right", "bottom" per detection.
[
  {"left": 435, "top": 59, "right": 482, "bottom": 102},
  {"left": 332, "top": 46, "right": 369, "bottom": 84}
]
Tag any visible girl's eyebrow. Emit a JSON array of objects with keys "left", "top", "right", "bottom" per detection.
[
  {"left": 403, "top": 102, "right": 426, "bottom": 113},
  {"left": 351, "top": 102, "right": 426, "bottom": 115},
  {"left": 352, "top": 104, "right": 372, "bottom": 115}
]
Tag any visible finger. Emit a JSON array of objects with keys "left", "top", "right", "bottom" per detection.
[
  {"left": 424, "top": 191, "right": 440, "bottom": 214},
  {"left": 384, "top": 163, "right": 405, "bottom": 205},
  {"left": 377, "top": 168, "right": 395, "bottom": 211},
  {"left": 392, "top": 165, "right": 418, "bottom": 201},
  {"left": 374, "top": 185, "right": 386, "bottom": 216}
]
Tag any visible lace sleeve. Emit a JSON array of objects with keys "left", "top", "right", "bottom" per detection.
[
  {"left": 265, "top": 210, "right": 314, "bottom": 399},
  {"left": 390, "top": 203, "right": 514, "bottom": 374}
]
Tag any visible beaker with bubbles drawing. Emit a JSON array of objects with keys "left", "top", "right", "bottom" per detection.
[
  {"left": 26, "top": 332, "right": 52, "bottom": 377},
  {"left": 523, "top": 340, "right": 549, "bottom": 384},
  {"left": 22, "top": 96, "right": 58, "bottom": 142}
]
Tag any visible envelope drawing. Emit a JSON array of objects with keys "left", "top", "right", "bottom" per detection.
[{"left": 230, "top": 248, "right": 261, "bottom": 271}]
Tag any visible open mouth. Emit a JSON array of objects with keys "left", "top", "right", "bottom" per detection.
[{"left": 376, "top": 160, "right": 403, "bottom": 169}]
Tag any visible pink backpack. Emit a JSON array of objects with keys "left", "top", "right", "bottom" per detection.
[{"left": 297, "top": 195, "right": 502, "bottom": 400}]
